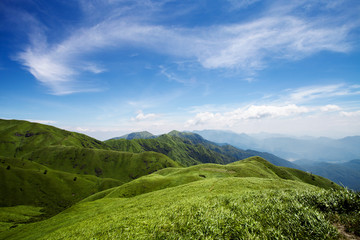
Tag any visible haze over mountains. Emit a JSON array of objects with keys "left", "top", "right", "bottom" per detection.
[
  {"left": 194, "top": 130, "right": 360, "bottom": 163},
  {"left": 194, "top": 130, "right": 360, "bottom": 190},
  {"left": 107, "top": 129, "right": 360, "bottom": 190}
]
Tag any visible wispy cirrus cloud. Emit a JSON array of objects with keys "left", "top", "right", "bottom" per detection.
[
  {"left": 286, "top": 84, "right": 360, "bottom": 104},
  {"left": 14, "top": 0, "right": 359, "bottom": 94}
]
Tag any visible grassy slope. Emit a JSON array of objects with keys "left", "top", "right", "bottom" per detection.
[
  {"left": 1, "top": 157, "right": 354, "bottom": 240},
  {"left": 0, "top": 119, "right": 110, "bottom": 158},
  {"left": 112, "top": 131, "right": 156, "bottom": 140},
  {"left": 25, "top": 146, "right": 180, "bottom": 182},
  {"left": 106, "top": 131, "right": 298, "bottom": 168},
  {"left": 1, "top": 178, "right": 349, "bottom": 239},
  {"left": 106, "top": 133, "right": 252, "bottom": 166},
  {"left": 0, "top": 119, "right": 181, "bottom": 228},
  {"left": 0, "top": 157, "right": 122, "bottom": 215},
  {"left": 83, "top": 156, "right": 339, "bottom": 201}
]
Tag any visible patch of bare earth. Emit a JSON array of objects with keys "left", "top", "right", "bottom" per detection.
[{"left": 333, "top": 223, "right": 360, "bottom": 240}]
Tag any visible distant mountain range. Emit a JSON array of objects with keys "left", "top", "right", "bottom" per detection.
[
  {"left": 293, "top": 159, "right": 360, "bottom": 190},
  {"left": 194, "top": 130, "right": 360, "bottom": 163},
  {"left": 106, "top": 130, "right": 299, "bottom": 169},
  {"left": 194, "top": 129, "right": 360, "bottom": 190},
  {"left": 2, "top": 119, "right": 358, "bottom": 239}
]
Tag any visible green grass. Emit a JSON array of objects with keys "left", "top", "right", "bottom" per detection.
[
  {"left": 82, "top": 156, "right": 339, "bottom": 201},
  {"left": 0, "top": 119, "right": 180, "bottom": 221},
  {"left": 106, "top": 133, "right": 254, "bottom": 166},
  {"left": 0, "top": 157, "right": 356, "bottom": 239},
  {"left": 1, "top": 119, "right": 357, "bottom": 239},
  {"left": 106, "top": 131, "right": 298, "bottom": 168},
  {"left": 0, "top": 119, "right": 110, "bottom": 158},
  {"left": 0, "top": 157, "right": 122, "bottom": 217},
  {"left": 0, "top": 205, "right": 44, "bottom": 233},
  {"left": 25, "top": 146, "right": 180, "bottom": 182},
  {"left": 1, "top": 177, "right": 354, "bottom": 240}
]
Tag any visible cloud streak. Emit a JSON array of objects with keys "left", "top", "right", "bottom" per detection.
[
  {"left": 185, "top": 104, "right": 310, "bottom": 127},
  {"left": 15, "top": 0, "right": 359, "bottom": 94}
]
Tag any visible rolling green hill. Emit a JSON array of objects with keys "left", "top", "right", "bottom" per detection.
[
  {"left": 0, "top": 119, "right": 180, "bottom": 223},
  {"left": 2, "top": 157, "right": 358, "bottom": 240},
  {"left": 111, "top": 131, "right": 156, "bottom": 140},
  {"left": 1, "top": 119, "right": 359, "bottom": 239},
  {"left": 0, "top": 119, "right": 110, "bottom": 158},
  {"left": 106, "top": 134, "right": 243, "bottom": 166},
  {"left": 83, "top": 156, "right": 339, "bottom": 201},
  {"left": 106, "top": 130, "right": 299, "bottom": 168},
  {"left": 0, "top": 156, "right": 122, "bottom": 218},
  {"left": 25, "top": 146, "right": 180, "bottom": 182}
]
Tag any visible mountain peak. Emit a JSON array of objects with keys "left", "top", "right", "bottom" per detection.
[{"left": 110, "top": 131, "right": 155, "bottom": 140}]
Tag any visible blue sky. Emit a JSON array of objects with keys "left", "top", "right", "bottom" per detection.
[{"left": 1, "top": 0, "right": 360, "bottom": 140}]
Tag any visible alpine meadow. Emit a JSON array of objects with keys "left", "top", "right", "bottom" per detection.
[{"left": 1, "top": 0, "right": 360, "bottom": 239}]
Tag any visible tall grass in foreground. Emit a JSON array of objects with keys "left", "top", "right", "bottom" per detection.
[{"left": 25, "top": 187, "right": 358, "bottom": 240}]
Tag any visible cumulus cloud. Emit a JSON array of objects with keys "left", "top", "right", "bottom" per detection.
[
  {"left": 14, "top": 0, "right": 358, "bottom": 94},
  {"left": 131, "top": 110, "right": 158, "bottom": 121}
]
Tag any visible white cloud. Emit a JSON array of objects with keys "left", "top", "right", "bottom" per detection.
[
  {"left": 285, "top": 84, "right": 360, "bottom": 104},
  {"left": 131, "top": 110, "right": 158, "bottom": 121},
  {"left": 186, "top": 104, "right": 309, "bottom": 127},
  {"left": 26, "top": 119, "right": 57, "bottom": 124},
  {"left": 15, "top": 0, "right": 358, "bottom": 94},
  {"left": 340, "top": 110, "right": 360, "bottom": 117},
  {"left": 320, "top": 105, "right": 342, "bottom": 112}
]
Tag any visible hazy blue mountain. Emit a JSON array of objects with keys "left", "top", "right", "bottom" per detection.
[
  {"left": 194, "top": 130, "right": 360, "bottom": 162},
  {"left": 193, "top": 130, "right": 259, "bottom": 149},
  {"left": 194, "top": 130, "right": 360, "bottom": 190},
  {"left": 295, "top": 159, "right": 360, "bottom": 191}
]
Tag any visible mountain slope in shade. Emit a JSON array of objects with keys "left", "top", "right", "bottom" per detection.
[{"left": 107, "top": 131, "right": 299, "bottom": 168}]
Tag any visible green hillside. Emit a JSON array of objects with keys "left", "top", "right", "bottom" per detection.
[
  {"left": 0, "top": 119, "right": 110, "bottom": 158},
  {"left": 1, "top": 157, "right": 358, "bottom": 240},
  {"left": 0, "top": 119, "right": 180, "bottom": 224},
  {"left": 0, "top": 156, "right": 122, "bottom": 218},
  {"left": 83, "top": 156, "right": 339, "bottom": 201},
  {"left": 106, "top": 131, "right": 298, "bottom": 168},
  {"left": 25, "top": 146, "right": 180, "bottom": 182},
  {"left": 1, "top": 120, "right": 359, "bottom": 239},
  {"left": 111, "top": 131, "right": 156, "bottom": 140},
  {"left": 106, "top": 132, "right": 253, "bottom": 166}
]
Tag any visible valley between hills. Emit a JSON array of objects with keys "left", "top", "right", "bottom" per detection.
[{"left": 0, "top": 119, "right": 359, "bottom": 239}]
